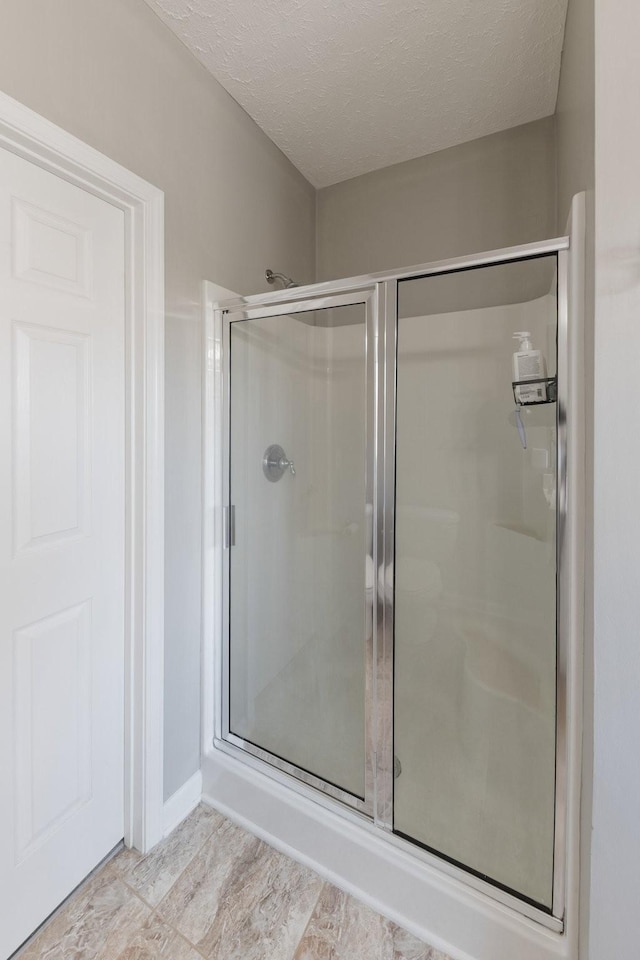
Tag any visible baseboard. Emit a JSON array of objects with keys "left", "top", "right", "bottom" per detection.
[{"left": 162, "top": 770, "right": 203, "bottom": 837}]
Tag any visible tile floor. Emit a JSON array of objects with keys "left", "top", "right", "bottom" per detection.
[{"left": 18, "top": 804, "right": 450, "bottom": 960}]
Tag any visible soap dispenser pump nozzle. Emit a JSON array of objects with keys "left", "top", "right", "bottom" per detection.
[{"left": 512, "top": 331, "right": 533, "bottom": 351}]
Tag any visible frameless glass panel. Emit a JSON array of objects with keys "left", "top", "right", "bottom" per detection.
[
  {"left": 394, "top": 256, "right": 558, "bottom": 908},
  {"left": 228, "top": 302, "right": 368, "bottom": 799}
]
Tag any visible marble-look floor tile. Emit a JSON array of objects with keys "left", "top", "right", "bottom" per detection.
[
  {"left": 293, "top": 885, "right": 449, "bottom": 960},
  {"left": 389, "top": 923, "right": 451, "bottom": 960},
  {"left": 159, "top": 816, "right": 324, "bottom": 960},
  {"left": 19, "top": 867, "right": 150, "bottom": 960},
  {"left": 113, "top": 805, "right": 223, "bottom": 907},
  {"left": 107, "top": 912, "right": 203, "bottom": 960},
  {"left": 156, "top": 816, "right": 261, "bottom": 944},
  {"left": 195, "top": 840, "right": 323, "bottom": 960},
  {"left": 16, "top": 807, "right": 450, "bottom": 960}
]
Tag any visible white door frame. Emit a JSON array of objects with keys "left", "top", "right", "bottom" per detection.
[{"left": 0, "top": 91, "right": 165, "bottom": 854}]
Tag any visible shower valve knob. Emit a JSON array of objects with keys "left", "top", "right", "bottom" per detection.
[
  {"left": 279, "top": 456, "right": 295, "bottom": 476},
  {"left": 263, "top": 444, "right": 295, "bottom": 482}
]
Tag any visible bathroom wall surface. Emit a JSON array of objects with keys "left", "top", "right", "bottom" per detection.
[
  {"left": 590, "top": 0, "right": 640, "bottom": 955},
  {"left": 0, "top": 0, "right": 316, "bottom": 800},
  {"left": 556, "top": 0, "right": 595, "bottom": 232},
  {"left": 316, "top": 118, "right": 558, "bottom": 282}
]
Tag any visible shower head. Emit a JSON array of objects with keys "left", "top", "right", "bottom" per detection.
[{"left": 265, "top": 268, "right": 299, "bottom": 289}]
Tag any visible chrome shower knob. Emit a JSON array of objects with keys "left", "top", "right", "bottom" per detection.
[
  {"left": 280, "top": 456, "right": 295, "bottom": 476},
  {"left": 263, "top": 444, "right": 295, "bottom": 482}
]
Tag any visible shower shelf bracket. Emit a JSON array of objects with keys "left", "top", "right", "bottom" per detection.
[{"left": 512, "top": 376, "right": 557, "bottom": 406}]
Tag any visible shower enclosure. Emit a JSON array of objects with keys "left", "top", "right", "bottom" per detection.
[{"left": 210, "top": 237, "right": 570, "bottom": 926}]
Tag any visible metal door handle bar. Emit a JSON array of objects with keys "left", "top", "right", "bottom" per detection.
[{"left": 223, "top": 505, "right": 235, "bottom": 549}]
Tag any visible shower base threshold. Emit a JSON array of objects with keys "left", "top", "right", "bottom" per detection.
[{"left": 202, "top": 744, "right": 572, "bottom": 960}]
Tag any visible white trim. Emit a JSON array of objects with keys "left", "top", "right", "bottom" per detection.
[
  {"left": 162, "top": 771, "right": 203, "bottom": 838},
  {"left": 0, "top": 91, "right": 165, "bottom": 855}
]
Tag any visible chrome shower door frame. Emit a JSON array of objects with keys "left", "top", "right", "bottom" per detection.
[
  {"left": 211, "top": 234, "right": 573, "bottom": 929},
  {"left": 218, "top": 286, "right": 380, "bottom": 817}
]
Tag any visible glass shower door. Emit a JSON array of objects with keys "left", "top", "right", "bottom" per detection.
[
  {"left": 393, "top": 255, "right": 559, "bottom": 910},
  {"left": 224, "top": 294, "right": 374, "bottom": 809}
]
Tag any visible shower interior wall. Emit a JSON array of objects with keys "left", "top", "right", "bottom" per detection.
[{"left": 230, "top": 295, "right": 557, "bottom": 710}]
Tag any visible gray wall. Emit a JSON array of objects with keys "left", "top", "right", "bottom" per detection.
[
  {"left": 555, "top": 4, "right": 595, "bottom": 955},
  {"left": 316, "top": 118, "right": 557, "bottom": 282},
  {"left": 0, "top": 0, "right": 316, "bottom": 800},
  {"left": 556, "top": 0, "right": 595, "bottom": 231},
  {"left": 590, "top": 0, "right": 640, "bottom": 956}
]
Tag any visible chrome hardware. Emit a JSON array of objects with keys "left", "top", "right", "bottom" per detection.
[
  {"left": 223, "top": 505, "right": 235, "bottom": 548},
  {"left": 263, "top": 444, "right": 295, "bottom": 482},
  {"left": 265, "top": 268, "right": 299, "bottom": 289}
]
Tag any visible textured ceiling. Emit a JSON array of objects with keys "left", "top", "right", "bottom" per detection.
[{"left": 144, "top": 0, "right": 568, "bottom": 188}]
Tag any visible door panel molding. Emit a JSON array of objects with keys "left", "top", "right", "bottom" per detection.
[
  {"left": 13, "top": 600, "right": 93, "bottom": 864},
  {"left": 0, "top": 91, "right": 165, "bottom": 855}
]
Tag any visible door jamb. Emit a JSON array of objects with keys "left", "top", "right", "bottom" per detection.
[{"left": 0, "top": 91, "right": 165, "bottom": 853}]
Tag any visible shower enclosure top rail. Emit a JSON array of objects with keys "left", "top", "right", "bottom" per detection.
[{"left": 213, "top": 235, "right": 569, "bottom": 312}]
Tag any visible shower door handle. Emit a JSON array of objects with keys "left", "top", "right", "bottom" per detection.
[{"left": 223, "top": 505, "right": 235, "bottom": 549}]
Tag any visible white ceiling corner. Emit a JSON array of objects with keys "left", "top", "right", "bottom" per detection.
[{"left": 143, "top": 0, "right": 568, "bottom": 188}]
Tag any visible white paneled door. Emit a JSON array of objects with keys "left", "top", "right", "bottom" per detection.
[{"left": 0, "top": 147, "right": 126, "bottom": 958}]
